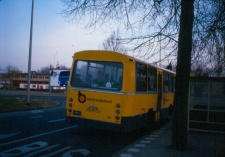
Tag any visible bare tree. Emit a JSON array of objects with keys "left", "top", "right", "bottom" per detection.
[
  {"left": 192, "top": 0, "right": 225, "bottom": 76},
  {"left": 2, "top": 65, "right": 21, "bottom": 88},
  {"left": 172, "top": 1, "right": 194, "bottom": 150},
  {"left": 100, "top": 29, "right": 127, "bottom": 54},
  {"left": 5, "top": 65, "right": 18, "bottom": 73},
  {"left": 60, "top": 65, "right": 70, "bottom": 69},
  {"left": 37, "top": 64, "right": 70, "bottom": 74},
  {"left": 61, "top": 0, "right": 224, "bottom": 150},
  {"left": 210, "top": 38, "right": 225, "bottom": 76},
  {"left": 37, "top": 64, "right": 54, "bottom": 74},
  {"left": 192, "top": 37, "right": 225, "bottom": 77}
]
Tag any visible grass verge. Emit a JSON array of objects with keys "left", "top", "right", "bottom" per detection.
[{"left": 0, "top": 97, "right": 59, "bottom": 113}]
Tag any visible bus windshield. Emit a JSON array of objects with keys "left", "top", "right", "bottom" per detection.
[{"left": 71, "top": 60, "right": 123, "bottom": 91}]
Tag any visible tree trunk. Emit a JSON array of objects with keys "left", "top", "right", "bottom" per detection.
[{"left": 172, "top": 0, "right": 194, "bottom": 150}]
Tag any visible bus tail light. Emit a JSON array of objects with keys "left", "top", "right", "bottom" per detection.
[
  {"left": 116, "top": 109, "right": 120, "bottom": 114},
  {"left": 116, "top": 103, "right": 121, "bottom": 108},
  {"left": 115, "top": 116, "right": 120, "bottom": 120},
  {"left": 69, "top": 97, "right": 73, "bottom": 102},
  {"left": 115, "top": 103, "right": 121, "bottom": 122},
  {"left": 68, "top": 97, "right": 73, "bottom": 115}
]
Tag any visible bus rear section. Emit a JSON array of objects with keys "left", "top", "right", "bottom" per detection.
[
  {"left": 66, "top": 56, "right": 132, "bottom": 131},
  {"left": 66, "top": 89, "right": 135, "bottom": 132}
]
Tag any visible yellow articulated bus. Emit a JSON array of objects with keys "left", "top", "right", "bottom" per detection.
[{"left": 66, "top": 50, "right": 175, "bottom": 132}]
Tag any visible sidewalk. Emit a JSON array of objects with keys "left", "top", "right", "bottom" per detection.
[{"left": 113, "top": 122, "right": 225, "bottom": 157}]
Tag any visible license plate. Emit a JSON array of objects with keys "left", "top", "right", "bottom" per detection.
[{"left": 73, "top": 110, "right": 81, "bottom": 116}]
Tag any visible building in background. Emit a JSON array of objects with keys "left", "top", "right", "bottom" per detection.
[{"left": 0, "top": 69, "right": 70, "bottom": 91}]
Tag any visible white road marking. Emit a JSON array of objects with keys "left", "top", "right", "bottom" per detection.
[
  {"left": 62, "top": 149, "right": 90, "bottom": 157},
  {"left": 31, "top": 110, "right": 44, "bottom": 113},
  {"left": 145, "top": 137, "right": 155, "bottom": 140},
  {"left": 153, "top": 131, "right": 163, "bottom": 134},
  {"left": 23, "top": 144, "right": 60, "bottom": 157},
  {"left": 41, "top": 146, "right": 72, "bottom": 157},
  {"left": 0, "top": 110, "right": 44, "bottom": 118},
  {"left": 140, "top": 140, "right": 151, "bottom": 144},
  {"left": 0, "top": 132, "right": 21, "bottom": 140},
  {"left": 48, "top": 118, "right": 66, "bottom": 123},
  {"left": 0, "top": 141, "right": 48, "bottom": 156},
  {"left": 157, "top": 128, "right": 166, "bottom": 131},
  {"left": 0, "top": 126, "right": 77, "bottom": 147},
  {"left": 150, "top": 134, "right": 159, "bottom": 137},
  {"left": 127, "top": 148, "right": 140, "bottom": 153},
  {"left": 30, "top": 115, "right": 43, "bottom": 119},
  {"left": 119, "top": 154, "right": 133, "bottom": 157},
  {"left": 134, "top": 144, "right": 146, "bottom": 148}
]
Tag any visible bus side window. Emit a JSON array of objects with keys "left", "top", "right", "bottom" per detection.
[
  {"left": 148, "top": 67, "right": 157, "bottom": 92},
  {"left": 163, "top": 72, "right": 174, "bottom": 92},
  {"left": 136, "top": 63, "right": 147, "bottom": 92},
  {"left": 163, "top": 72, "right": 169, "bottom": 92},
  {"left": 168, "top": 74, "right": 174, "bottom": 92}
]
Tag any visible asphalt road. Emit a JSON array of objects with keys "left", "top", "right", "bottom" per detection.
[{"left": 0, "top": 91, "right": 152, "bottom": 157}]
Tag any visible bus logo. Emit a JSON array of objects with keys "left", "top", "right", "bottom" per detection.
[{"left": 78, "top": 91, "right": 86, "bottom": 103}]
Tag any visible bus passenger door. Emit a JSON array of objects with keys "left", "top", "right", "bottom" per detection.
[{"left": 156, "top": 73, "right": 162, "bottom": 121}]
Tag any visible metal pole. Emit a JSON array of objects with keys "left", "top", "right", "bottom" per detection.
[
  {"left": 159, "top": 33, "right": 162, "bottom": 67},
  {"left": 49, "top": 67, "right": 51, "bottom": 101},
  {"left": 27, "top": 0, "right": 34, "bottom": 106},
  {"left": 187, "top": 80, "right": 192, "bottom": 132},
  {"left": 207, "top": 80, "right": 210, "bottom": 122}
]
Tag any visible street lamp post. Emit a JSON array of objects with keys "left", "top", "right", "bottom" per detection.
[
  {"left": 27, "top": 0, "right": 34, "bottom": 106},
  {"left": 159, "top": 33, "right": 161, "bottom": 67}
]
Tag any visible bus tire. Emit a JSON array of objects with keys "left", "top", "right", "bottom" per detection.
[
  {"left": 167, "top": 104, "right": 173, "bottom": 120},
  {"left": 168, "top": 104, "right": 173, "bottom": 115},
  {"left": 146, "top": 108, "right": 155, "bottom": 129}
]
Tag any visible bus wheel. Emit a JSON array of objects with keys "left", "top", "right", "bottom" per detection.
[
  {"left": 168, "top": 104, "right": 173, "bottom": 115},
  {"left": 168, "top": 104, "right": 173, "bottom": 120}
]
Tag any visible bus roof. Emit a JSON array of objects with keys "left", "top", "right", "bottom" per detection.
[{"left": 74, "top": 50, "right": 175, "bottom": 75}]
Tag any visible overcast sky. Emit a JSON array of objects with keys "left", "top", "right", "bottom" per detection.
[{"left": 0, "top": 0, "right": 112, "bottom": 72}]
